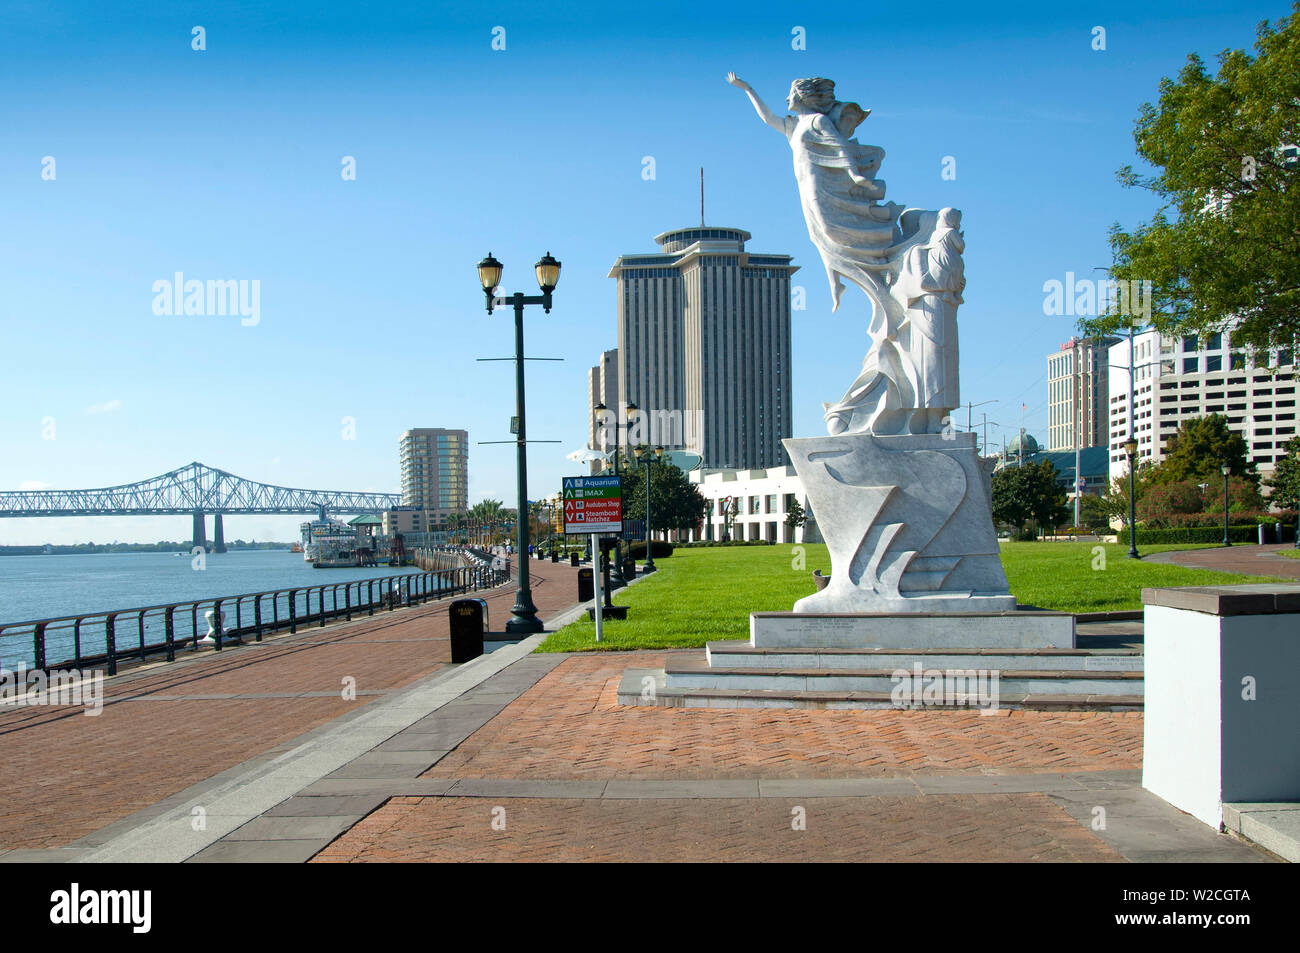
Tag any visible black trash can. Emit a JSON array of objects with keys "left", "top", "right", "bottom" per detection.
[
  {"left": 551, "top": 551, "right": 559, "bottom": 563},
  {"left": 577, "top": 567, "right": 594, "bottom": 602},
  {"left": 570, "top": 552, "right": 579, "bottom": 567},
  {"left": 449, "top": 598, "right": 488, "bottom": 663}
]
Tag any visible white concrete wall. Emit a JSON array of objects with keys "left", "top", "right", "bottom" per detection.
[
  {"left": 1143, "top": 604, "right": 1300, "bottom": 829},
  {"left": 1142, "top": 605, "right": 1224, "bottom": 828}
]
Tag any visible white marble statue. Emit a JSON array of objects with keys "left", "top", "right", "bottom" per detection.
[{"left": 727, "top": 74, "right": 963, "bottom": 436}]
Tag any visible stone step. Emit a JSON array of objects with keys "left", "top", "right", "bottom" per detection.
[
  {"left": 665, "top": 657, "right": 1144, "bottom": 697},
  {"left": 705, "top": 641, "right": 1144, "bottom": 673},
  {"left": 618, "top": 669, "right": 1143, "bottom": 712}
]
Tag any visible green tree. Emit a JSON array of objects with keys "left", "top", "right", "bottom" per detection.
[
  {"left": 992, "top": 461, "right": 1069, "bottom": 537},
  {"left": 1151, "top": 414, "right": 1256, "bottom": 485},
  {"left": 618, "top": 451, "right": 708, "bottom": 536},
  {"left": 1264, "top": 435, "right": 1300, "bottom": 510},
  {"left": 1077, "top": 493, "right": 1114, "bottom": 533},
  {"left": 784, "top": 498, "right": 806, "bottom": 533},
  {"left": 1083, "top": 4, "right": 1300, "bottom": 351}
]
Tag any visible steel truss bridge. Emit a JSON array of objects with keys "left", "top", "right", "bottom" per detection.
[{"left": 0, "top": 462, "right": 401, "bottom": 551}]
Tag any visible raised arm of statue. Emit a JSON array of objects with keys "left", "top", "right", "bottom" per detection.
[{"left": 726, "top": 72, "right": 789, "bottom": 134}]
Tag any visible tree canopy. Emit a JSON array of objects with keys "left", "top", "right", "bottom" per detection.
[
  {"left": 991, "top": 461, "right": 1069, "bottom": 536},
  {"left": 614, "top": 451, "right": 708, "bottom": 534},
  {"left": 1265, "top": 435, "right": 1300, "bottom": 510},
  {"left": 1150, "top": 414, "right": 1256, "bottom": 484},
  {"left": 1084, "top": 4, "right": 1300, "bottom": 351}
]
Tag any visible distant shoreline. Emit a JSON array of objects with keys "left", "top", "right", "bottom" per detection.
[{"left": 0, "top": 544, "right": 294, "bottom": 556}]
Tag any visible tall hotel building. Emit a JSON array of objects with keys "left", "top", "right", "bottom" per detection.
[
  {"left": 606, "top": 226, "right": 798, "bottom": 470},
  {"left": 398, "top": 428, "right": 469, "bottom": 516},
  {"left": 1046, "top": 336, "right": 1120, "bottom": 452},
  {"left": 1105, "top": 323, "right": 1296, "bottom": 484},
  {"left": 587, "top": 349, "right": 618, "bottom": 473}
]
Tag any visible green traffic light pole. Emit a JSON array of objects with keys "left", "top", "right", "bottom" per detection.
[{"left": 478, "top": 251, "right": 561, "bottom": 635}]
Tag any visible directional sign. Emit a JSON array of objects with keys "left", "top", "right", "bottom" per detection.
[{"left": 562, "top": 475, "right": 622, "bottom": 535}]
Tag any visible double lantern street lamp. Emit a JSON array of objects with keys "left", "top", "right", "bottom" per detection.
[
  {"left": 477, "top": 251, "right": 561, "bottom": 634},
  {"left": 633, "top": 444, "right": 665, "bottom": 573},
  {"left": 594, "top": 400, "right": 638, "bottom": 589},
  {"left": 1123, "top": 434, "right": 1140, "bottom": 560}
]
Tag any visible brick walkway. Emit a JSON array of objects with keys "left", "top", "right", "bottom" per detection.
[
  {"left": 1145, "top": 543, "right": 1300, "bottom": 579},
  {"left": 1, "top": 557, "right": 1272, "bottom": 863},
  {"left": 314, "top": 793, "right": 1123, "bottom": 863},
  {"left": 421, "top": 652, "right": 1144, "bottom": 780},
  {"left": 0, "top": 560, "right": 581, "bottom": 851}
]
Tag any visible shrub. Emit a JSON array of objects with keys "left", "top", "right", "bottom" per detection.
[
  {"left": 676, "top": 539, "right": 776, "bottom": 548},
  {"left": 626, "top": 540, "right": 674, "bottom": 559},
  {"left": 1117, "top": 524, "right": 1265, "bottom": 544}
]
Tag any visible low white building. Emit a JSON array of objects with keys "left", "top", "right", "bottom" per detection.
[{"left": 687, "top": 466, "right": 820, "bottom": 544}]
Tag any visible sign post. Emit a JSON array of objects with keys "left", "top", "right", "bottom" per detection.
[
  {"left": 590, "top": 533, "right": 603, "bottom": 643},
  {"left": 564, "top": 475, "right": 622, "bottom": 641}
]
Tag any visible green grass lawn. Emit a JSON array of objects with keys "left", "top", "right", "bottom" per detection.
[
  {"left": 535, "top": 541, "right": 1287, "bottom": 653},
  {"left": 1280, "top": 549, "right": 1300, "bottom": 560}
]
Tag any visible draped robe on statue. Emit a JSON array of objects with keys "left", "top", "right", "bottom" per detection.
[{"left": 781, "top": 105, "right": 964, "bottom": 436}]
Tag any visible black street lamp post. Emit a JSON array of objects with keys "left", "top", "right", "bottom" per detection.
[
  {"left": 478, "top": 251, "right": 561, "bottom": 635},
  {"left": 633, "top": 445, "right": 665, "bottom": 573},
  {"left": 1221, "top": 463, "right": 1232, "bottom": 547},
  {"left": 1123, "top": 435, "right": 1140, "bottom": 560}
]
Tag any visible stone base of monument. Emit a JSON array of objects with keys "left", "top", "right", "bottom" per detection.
[
  {"left": 614, "top": 431, "right": 1147, "bottom": 710},
  {"left": 750, "top": 610, "right": 1075, "bottom": 649},
  {"left": 617, "top": 610, "right": 1144, "bottom": 711}
]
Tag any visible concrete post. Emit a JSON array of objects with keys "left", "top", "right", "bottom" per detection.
[{"left": 1142, "top": 584, "right": 1300, "bottom": 829}]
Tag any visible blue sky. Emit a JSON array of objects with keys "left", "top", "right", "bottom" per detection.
[{"left": 0, "top": 0, "right": 1284, "bottom": 544}]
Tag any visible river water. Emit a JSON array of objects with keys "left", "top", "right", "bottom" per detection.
[{"left": 0, "top": 550, "right": 421, "bottom": 667}]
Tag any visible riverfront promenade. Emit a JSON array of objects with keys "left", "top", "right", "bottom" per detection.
[
  {"left": 0, "top": 557, "right": 1273, "bottom": 863},
  {"left": 0, "top": 560, "right": 582, "bottom": 855}
]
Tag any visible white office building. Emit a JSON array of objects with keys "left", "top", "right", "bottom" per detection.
[{"left": 1106, "top": 324, "right": 1296, "bottom": 484}]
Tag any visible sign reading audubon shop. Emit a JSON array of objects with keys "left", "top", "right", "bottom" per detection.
[{"left": 562, "top": 475, "right": 622, "bottom": 535}]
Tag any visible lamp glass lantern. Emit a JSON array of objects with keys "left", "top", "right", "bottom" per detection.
[
  {"left": 477, "top": 253, "right": 503, "bottom": 294},
  {"left": 534, "top": 252, "right": 561, "bottom": 292}
]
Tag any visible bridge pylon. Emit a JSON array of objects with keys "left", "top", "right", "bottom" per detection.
[
  {"left": 213, "top": 512, "right": 227, "bottom": 553},
  {"left": 192, "top": 508, "right": 206, "bottom": 551}
]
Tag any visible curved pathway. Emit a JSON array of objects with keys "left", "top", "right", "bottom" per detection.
[{"left": 1143, "top": 543, "right": 1300, "bottom": 579}]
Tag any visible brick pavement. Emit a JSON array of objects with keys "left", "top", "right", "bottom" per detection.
[
  {"left": 313, "top": 793, "right": 1124, "bottom": 863},
  {"left": 421, "top": 652, "right": 1144, "bottom": 781},
  {"left": 0, "top": 561, "right": 581, "bottom": 851},
  {"left": 1145, "top": 543, "right": 1300, "bottom": 579}
]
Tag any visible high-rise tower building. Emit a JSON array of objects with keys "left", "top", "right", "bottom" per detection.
[
  {"left": 1046, "top": 336, "right": 1120, "bottom": 452},
  {"left": 587, "top": 348, "right": 619, "bottom": 473},
  {"left": 607, "top": 226, "right": 798, "bottom": 469},
  {"left": 398, "top": 428, "right": 468, "bottom": 515}
]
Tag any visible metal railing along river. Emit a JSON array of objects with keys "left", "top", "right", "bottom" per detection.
[{"left": 0, "top": 560, "right": 510, "bottom": 676}]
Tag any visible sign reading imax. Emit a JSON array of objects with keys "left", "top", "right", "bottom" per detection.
[{"left": 562, "top": 475, "right": 622, "bottom": 535}]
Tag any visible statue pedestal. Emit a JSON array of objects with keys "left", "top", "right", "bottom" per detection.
[{"left": 784, "top": 431, "right": 1016, "bottom": 614}]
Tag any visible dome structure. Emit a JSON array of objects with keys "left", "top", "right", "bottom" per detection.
[{"left": 1007, "top": 432, "right": 1039, "bottom": 456}]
